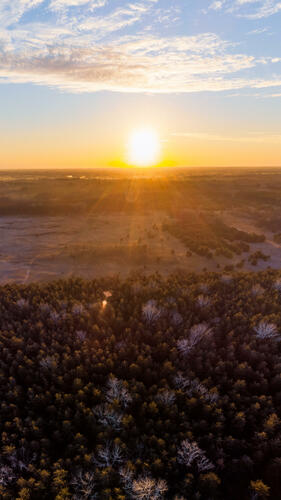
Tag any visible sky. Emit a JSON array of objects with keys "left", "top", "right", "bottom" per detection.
[{"left": 0, "top": 0, "right": 281, "bottom": 168}]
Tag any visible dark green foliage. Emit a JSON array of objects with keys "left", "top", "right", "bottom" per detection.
[{"left": 0, "top": 271, "right": 281, "bottom": 499}]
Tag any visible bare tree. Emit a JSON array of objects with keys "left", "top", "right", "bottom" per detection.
[
  {"left": 132, "top": 476, "right": 168, "bottom": 499},
  {"left": 177, "top": 323, "right": 212, "bottom": 356},
  {"left": 177, "top": 439, "right": 214, "bottom": 473},
  {"left": 156, "top": 389, "right": 176, "bottom": 407},
  {"left": 174, "top": 373, "right": 191, "bottom": 391},
  {"left": 5, "top": 447, "right": 36, "bottom": 474},
  {"left": 120, "top": 468, "right": 168, "bottom": 499},
  {"left": 93, "top": 442, "right": 123, "bottom": 468},
  {"left": 93, "top": 404, "right": 123, "bottom": 431},
  {"left": 106, "top": 376, "right": 132, "bottom": 408},
  {"left": 254, "top": 320, "right": 279, "bottom": 340},
  {"left": 16, "top": 298, "right": 29, "bottom": 309},
  {"left": 50, "top": 311, "right": 60, "bottom": 324},
  {"left": 119, "top": 466, "right": 134, "bottom": 492},
  {"left": 175, "top": 375, "right": 218, "bottom": 404},
  {"left": 39, "top": 356, "right": 57, "bottom": 370},
  {"left": 177, "top": 338, "right": 192, "bottom": 356},
  {"left": 71, "top": 470, "right": 97, "bottom": 499},
  {"left": 0, "top": 465, "right": 15, "bottom": 487},
  {"left": 142, "top": 300, "right": 162, "bottom": 324}
]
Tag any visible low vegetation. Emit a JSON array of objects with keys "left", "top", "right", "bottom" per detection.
[
  {"left": 248, "top": 251, "right": 270, "bottom": 266},
  {"left": 163, "top": 213, "right": 265, "bottom": 259}
]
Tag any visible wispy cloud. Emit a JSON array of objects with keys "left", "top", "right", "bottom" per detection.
[
  {"left": 208, "top": 0, "right": 281, "bottom": 19},
  {"left": 0, "top": 0, "right": 280, "bottom": 94},
  {"left": 0, "top": 0, "right": 44, "bottom": 28},
  {"left": 247, "top": 27, "right": 269, "bottom": 35},
  {"left": 49, "top": 0, "right": 106, "bottom": 10},
  {"left": 172, "top": 131, "right": 281, "bottom": 143}
]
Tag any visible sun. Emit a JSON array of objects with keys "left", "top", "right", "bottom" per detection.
[{"left": 127, "top": 127, "right": 161, "bottom": 167}]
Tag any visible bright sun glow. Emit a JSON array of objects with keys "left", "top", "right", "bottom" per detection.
[{"left": 127, "top": 128, "right": 161, "bottom": 167}]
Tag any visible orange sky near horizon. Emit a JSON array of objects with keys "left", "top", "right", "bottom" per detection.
[
  {"left": 1, "top": 0, "right": 281, "bottom": 170},
  {"left": 1, "top": 128, "right": 281, "bottom": 169}
]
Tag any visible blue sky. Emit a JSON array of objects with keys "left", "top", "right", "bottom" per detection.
[
  {"left": 0, "top": 0, "right": 281, "bottom": 167},
  {"left": 1, "top": 0, "right": 281, "bottom": 93}
]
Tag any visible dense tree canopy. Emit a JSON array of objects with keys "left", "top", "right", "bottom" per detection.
[{"left": 1, "top": 270, "right": 281, "bottom": 499}]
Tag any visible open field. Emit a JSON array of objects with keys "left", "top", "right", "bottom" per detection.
[
  {"left": 1, "top": 167, "right": 281, "bottom": 282},
  {"left": 0, "top": 211, "right": 280, "bottom": 283}
]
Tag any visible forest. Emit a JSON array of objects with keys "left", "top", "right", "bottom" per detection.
[
  {"left": 163, "top": 213, "right": 265, "bottom": 259},
  {"left": 1, "top": 270, "right": 281, "bottom": 499}
]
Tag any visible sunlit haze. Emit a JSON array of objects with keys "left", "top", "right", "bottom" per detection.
[
  {"left": 127, "top": 128, "right": 161, "bottom": 167},
  {"left": 0, "top": 0, "right": 281, "bottom": 168}
]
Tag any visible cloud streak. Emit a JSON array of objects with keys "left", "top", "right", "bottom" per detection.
[
  {"left": 0, "top": 0, "right": 280, "bottom": 94},
  {"left": 172, "top": 131, "right": 281, "bottom": 143},
  {"left": 208, "top": 0, "right": 281, "bottom": 19}
]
